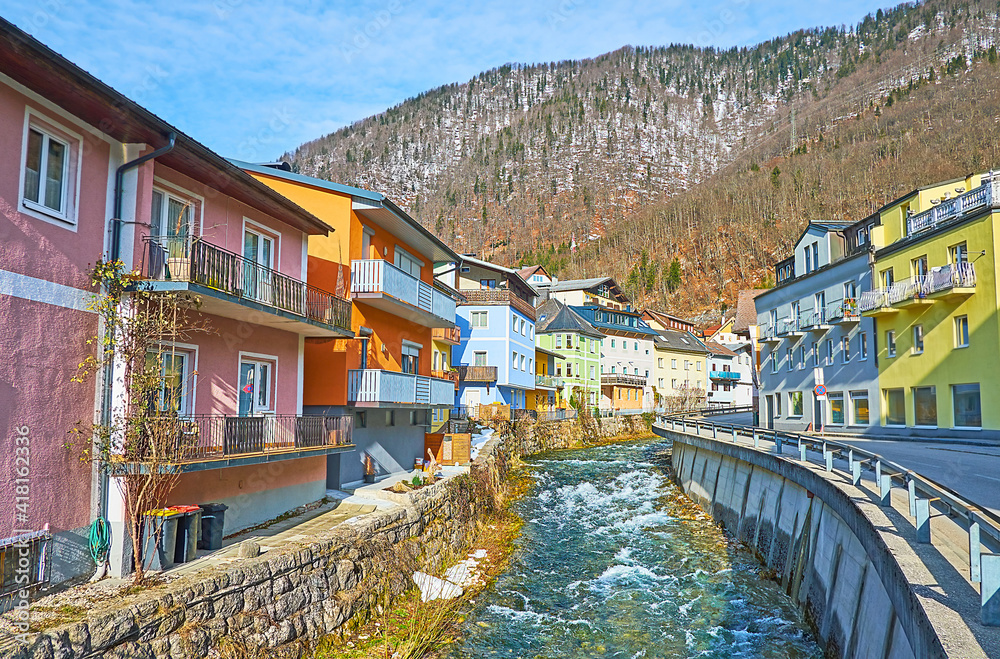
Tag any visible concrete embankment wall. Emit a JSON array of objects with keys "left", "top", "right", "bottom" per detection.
[
  {"left": 656, "top": 428, "right": 946, "bottom": 659},
  {"left": 11, "top": 415, "right": 650, "bottom": 659}
]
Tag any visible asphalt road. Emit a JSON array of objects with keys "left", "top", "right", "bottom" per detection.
[{"left": 702, "top": 412, "right": 1000, "bottom": 518}]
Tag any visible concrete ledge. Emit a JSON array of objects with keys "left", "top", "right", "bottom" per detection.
[{"left": 654, "top": 426, "right": 989, "bottom": 659}]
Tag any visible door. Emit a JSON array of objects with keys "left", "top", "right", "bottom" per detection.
[
  {"left": 766, "top": 395, "right": 774, "bottom": 429},
  {"left": 243, "top": 229, "right": 274, "bottom": 304},
  {"left": 238, "top": 360, "right": 272, "bottom": 416},
  {"left": 465, "top": 388, "right": 481, "bottom": 411},
  {"left": 814, "top": 394, "right": 824, "bottom": 432}
]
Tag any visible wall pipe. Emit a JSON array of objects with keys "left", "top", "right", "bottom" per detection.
[{"left": 110, "top": 132, "right": 176, "bottom": 261}]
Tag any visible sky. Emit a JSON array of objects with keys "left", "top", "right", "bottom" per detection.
[{"left": 3, "top": 1, "right": 888, "bottom": 161}]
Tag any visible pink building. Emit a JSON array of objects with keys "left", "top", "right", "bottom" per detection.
[{"left": 0, "top": 18, "right": 355, "bottom": 585}]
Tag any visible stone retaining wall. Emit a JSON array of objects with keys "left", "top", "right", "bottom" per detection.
[
  {"left": 11, "top": 414, "right": 650, "bottom": 659},
  {"left": 658, "top": 428, "right": 951, "bottom": 659}
]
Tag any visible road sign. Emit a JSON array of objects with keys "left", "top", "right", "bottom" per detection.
[{"left": 814, "top": 384, "right": 827, "bottom": 398}]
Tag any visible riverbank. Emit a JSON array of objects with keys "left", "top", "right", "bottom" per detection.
[{"left": 5, "top": 414, "right": 652, "bottom": 659}]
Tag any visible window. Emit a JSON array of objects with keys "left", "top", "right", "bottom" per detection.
[
  {"left": 555, "top": 334, "right": 563, "bottom": 348},
  {"left": 147, "top": 350, "right": 193, "bottom": 415},
  {"left": 811, "top": 342, "right": 819, "bottom": 366},
  {"left": 829, "top": 392, "right": 844, "bottom": 425},
  {"left": 850, "top": 391, "right": 869, "bottom": 425},
  {"left": 0, "top": 533, "right": 50, "bottom": 596},
  {"left": 814, "top": 292, "right": 826, "bottom": 323},
  {"left": 480, "top": 279, "right": 497, "bottom": 289},
  {"left": 825, "top": 339, "right": 834, "bottom": 366},
  {"left": 884, "top": 389, "right": 905, "bottom": 426},
  {"left": 912, "top": 325, "right": 924, "bottom": 354},
  {"left": 950, "top": 242, "right": 968, "bottom": 264},
  {"left": 911, "top": 255, "right": 928, "bottom": 279},
  {"left": 634, "top": 342, "right": 639, "bottom": 351},
  {"left": 151, "top": 188, "right": 194, "bottom": 242},
  {"left": 841, "top": 336, "right": 850, "bottom": 363},
  {"left": 520, "top": 355, "right": 526, "bottom": 371},
  {"left": 844, "top": 281, "right": 857, "bottom": 301},
  {"left": 913, "top": 386, "right": 937, "bottom": 427},
  {"left": 611, "top": 339, "right": 616, "bottom": 348},
  {"left": 805, "top": 247, "right": 812, "bottom": 273},
  {"left": 356, "top": 411, "right": 367, "bottom": 428},
  {"left": 394, "top": 247, "right": 422, "bottom": 278},
  {"left": 696, "top": 362, "right": 701, "bottom": 371},
  {"left": 530, "top": 325, "right": 534, "bottom": 340},
  {"left": 473, "top": 351, "right": 487, "bottom": 367},
  {"left": 953, "top": 384, "right": 982, "bottom": 428},
  {"left": 955, "top": 316, "right": 969, "bottom": 348},
  {"left": 238, "top": 358, "right": 272, "bottom": 415},
  {"left": 566, "top": 334, "right": 573, "bottom": 349},
  {"left": 386, "top": 410, "right": 395, "bottom": 426},
  {"left": 635, "top": 368, "right": 640, "bottom": 375},
  {"left": 886, "top": 330, "right": 896, "bottom": 358},
  {"left": 590, "top": 366, "right": 595, "bottom": 380},
  {"left": 527, "top": 358, "right": 533, "bottom": 373},
  {"left": 880, "top": 268, "right": 894, "bottom": 288},
  {"left": 556, "top": 363, "right": 563, "bottom": 377},
  {"left": 812, "top": 243, "right": 819, "bottom": 270},
  {"left": 859, "top": 333, "right": 868, "bottom": 360},
  {"left": 671, "top": 378, "right": 678, "bottom": 388},
  {"left": 512, "top": 316, "right": 518, "bottom": 332},
  {"left": 470, "top": 311, "right": 488, "bottom": 328},
  {"left": 658, "top": 357, "right": 664, "bottom": 368},
  {"left": 797, "top": 346, "right": 805, "bottom": 369},
  {"left": 22, "top": 125, "right": 70, "bottom": 220},
  {"left": 685, "top": 360, "right": 690, "bottom": 371},
  {"left": 786, "top": 349, "right": 792, "bottom": 372},
  {"left": 401, "top": 342, "right": 420, "bottom": 375},
  {"left": 520, "top": 318, "right": 527, "bottom": 336},
  {"left": 611, "top": 366, "right": 616, "bottom": 374},
  {"left": 789, "top": 391, "right": 803, "bottom": 417},
  {"left": 512, "top": 351, "right": 518, "bottom": 369},
  {"left": 775, "top": 394, "right": 782, "bottom": 416},
  {"left": 671, "top": 359, "right": 677, "bottom": 368},
  {"left": 589, "top": 339, "right": 596, "bottom": 354}
]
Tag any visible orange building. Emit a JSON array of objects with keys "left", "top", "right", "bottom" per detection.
[{"left": 236, "top": 161, "right": 461, "bottom": 487}]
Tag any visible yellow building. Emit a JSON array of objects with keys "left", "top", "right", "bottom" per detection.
[
  {"left": 430, "top": 326, "right": 461, "bottom": 430},
  {"left": 529, "top": 346, "right": 565, "bottom": 411},
  {"left": 863, "top": 172, "right": 994, "bottom": 432},
  {"left": 651, "top": 329, "right": 709, "bottom": 411}
]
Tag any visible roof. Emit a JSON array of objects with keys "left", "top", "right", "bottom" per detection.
[
  {"left": 0, "top": 18, "right": 333, "bottom": 236},
  {"left": 537, "top": 276, "right": 631, "bottom": 304},
  {"left": 572, "top": 305, "right": 660, "bottom": 338},
  {"left": 733, "top": 289, "right": 766, "bottom": 333},
  {"left": 233, "top": 159, "right": 461, "bottom": 264},
  {"left": 654, "top": 329, "right": 707, "bottom": 354},
  {"left": 535, "top": 345, "right": 565, "bottom": 360},
  {"left": 535, "top": 299, "right": 603, "bottom": 338},
  {"left": 517, "top": 264, "right": 550, "bottom": 280},
  {"left": 642, "top": 309, "right": 694, "bottom": 328},
  {"left": 792, "top": 220, "right": 855, "bottom": 250},
  {"left": 460, "top": 255, "right": 538, "bottom": 296},
  {"left": 704, "top": 341, "right": 737, "bottom": 357}
]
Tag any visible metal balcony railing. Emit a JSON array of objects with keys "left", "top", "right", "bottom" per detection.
[
  {"left": 347, "top": 370, "right": 455, "bottom": 406},
  {"left": 907, "top": 180, "right": 996, "bottom": 236},
  {"left": 709, "top": 371, "right": 741, "bottom": 381},
  {"left": 828, "top": 298, "right": 860, "bottom": 323},
  {"left": 459, "top": 289, "right": 537, "bottom": 321},
  {"left": 858, "top": 290, "right": 889, "bottom": 312},
  {"left": 926, "top": 262, "right": 976, "bottom": 293},
  {"left": 142, "top": 236, "right": 351, "bottom": 332},
  {"left": 127, "top": 414, "right": 354, "bottom": 465},
  {"left": 457, "top": 365, "right": 498, "bottom": 382},
  {"left": 860, "top": 264, "right": 976, "bottom": 313},
  {"left": 351, "top": 259, "right": 456, "bottom": 322}
]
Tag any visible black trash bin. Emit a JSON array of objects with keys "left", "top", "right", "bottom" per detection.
[
  {"left": 169, "top": 505, "right": 202, "bottom": 563},
  {"left": 199, "top": 502, "right": 229, "bottom": 550},
  {"left": 141, "top": 509, "right": 182, "bottom": 571}
]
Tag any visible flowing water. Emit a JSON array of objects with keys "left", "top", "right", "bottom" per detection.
[{"left": 446, "top": 439, "right": 823, "bottom": 658}]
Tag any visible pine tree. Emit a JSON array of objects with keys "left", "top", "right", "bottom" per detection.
[{"left": 666, "top": 258, "right": 682, "bottom": 292}]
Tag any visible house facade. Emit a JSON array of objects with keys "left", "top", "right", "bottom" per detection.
[
  {"left": 863, "top": 173, "right": 995, "bottom": 436},
  {"left": 756, "top": 220, "right": 880, "bottom": 432},
  {"left": 238, "top": 161, "right": 459, "bottom": 487},
  {"left": 534, "top": 298, "right": 603, "bottom": 411},
  {"left": 528, "top": 346, "right": 564, "bottom": 412},
  {"left": 0, "top": 18, "right": 359, "bottom": 584},
  {"left": 441, "top": 256, "right": 537, "bottom": 410},
  {"left": 652, "top": 329, "right": 709, "bottom": 410}
]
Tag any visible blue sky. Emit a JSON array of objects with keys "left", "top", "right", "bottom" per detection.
[{"left": 4, "top": 1, "right": 887, "bottom": 160}]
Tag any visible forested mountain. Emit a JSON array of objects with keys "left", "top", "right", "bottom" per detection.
[{"left": 287, "top": 0, "right": 1000, "bottom": 320}]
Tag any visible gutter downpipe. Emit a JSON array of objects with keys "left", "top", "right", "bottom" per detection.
[{"left": 97, "top": 133, "right": 177, "bottom": 523}]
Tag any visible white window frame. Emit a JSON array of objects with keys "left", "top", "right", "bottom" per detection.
[
  {"left": 470, "top": 310, "right": 488, "bottom": 328},
  {"left": 150, "top": 342, "right": 199, "bottom": 416},
  {"left": 19, "top": 110, "right": 84, "bottom": 228},
  {"left": 955, "top": 315, "right": 969, "bottom": 349},
  {"left": 393, "top": 245, "right": 423, "bottom": 278},
  {"left": 859, "top": 332, "right": 868, "bottom": 360},
  {"left": 912, "top": 325, "right": 924, "bottom": 355},
  {"left": 238, "top": 351, "right": 278, "bottom": 414},
  {"left": 886, "top": 330, "right": 896, "bottom": 358}
]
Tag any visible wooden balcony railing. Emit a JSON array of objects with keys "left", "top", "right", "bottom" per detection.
[
  {"left": 142, "top": 236, "right": 351, "bottom": 333},
  {"left": 459, "top": 289, "right": 536, "bottom": 321},
  {"left": 457, "top": 365, "right": 498, "bottom": 382},
  {"left": 432, "top": 326, "right": 462, "bottom": 344},
  {"left": 432, "top": 369, "right": 460, "bottom": 389}
]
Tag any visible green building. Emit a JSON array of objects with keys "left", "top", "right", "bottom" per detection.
[{"left": 535, "top": 299, "right": 603, "bottom": 410}]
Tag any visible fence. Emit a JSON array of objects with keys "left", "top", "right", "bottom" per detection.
[{"left": 657, "top": 414, "right": 1000, "bottom": 624}]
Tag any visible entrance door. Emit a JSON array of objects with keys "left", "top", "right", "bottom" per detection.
[
  {"left": 766, "top": 395, "right": 774, "bottom": 429},
  {"left": 465, "top": 388, "right": 481, "bottom": 410},
  {"left": 238, "top": 360, "right": 271, "bottom": 416},
  {"left": 814, "top": 394, "right": 824, "bottom": 432},
  {"left": 243, "top": 229, "right": 274, "bottom": 304}
]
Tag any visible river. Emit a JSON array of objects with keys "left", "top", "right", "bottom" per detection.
[{"left": 446, "top": 438, "right": 823, "bottom": 658}]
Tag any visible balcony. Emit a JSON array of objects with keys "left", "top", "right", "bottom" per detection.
[
  {"left": 457, "top": 365, "right": 498, "bottom": 382},
  {"left": 776, "top": 318, "right": 803, "bottom": 337},
  {"left": 432, "top": 369, "right": 460, "bottom": 390},
  {"left": 759, "top": 324, "right": 780, "bottom": 343},
  {"left": 535, "top": 374, "right": 563, "bottom": 390},
  {"left": 858, "top": 290, "right": 896, "bottom": 316},
  {"left": 130, "top": 414, "right": 354, "bottom": 472},
  {"left": 601, "top": 373, "right": 646, "bottom": 387},
  {"left": 709, "top": 371, "right": 741, "bottom": 381},
  {"left": 432, "top": 326, "right": 462, "bottom": 345},
  {"left": 459, "top": 289, "right": 537, "bottom": 321},
  {"left": 828, "top": 298, "right": 860, "bottom": 324},
  {"left": 907, "top": 180, "right": 997, "bottom": 236},
  {"left": 925, "top": 262, "right": 976, "bottom": 300},
  {"left": 799, "top": 311, "right": 829, "bottom": 332},
  {"left": 347, "top": 369, "right": 455, "bottom": 407},
  {"left": 351, "top": 259, "right": 456, "bottom": 328},
  {"left": 142, "top": 237, "right": 352, "bottom": 337}
]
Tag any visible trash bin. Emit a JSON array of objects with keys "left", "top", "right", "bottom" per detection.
[
  {"left": 142, "top": 509, "right": 183, "bottom": 571},
  {"left": 167, "top": 505, "right": 202, "bottom": 563},
  {"left": 198, "top": 502, "right": 229, "bottom": 551}
]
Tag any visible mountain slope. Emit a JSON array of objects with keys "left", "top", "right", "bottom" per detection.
[{"left": 287, "top": 0, "right": 1000, "bottom": 318}]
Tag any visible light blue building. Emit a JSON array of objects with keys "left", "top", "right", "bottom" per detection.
[
  {"left": 437, "top": 256, "right": 538, "bottom": 410},
  {"left": 755, "top": 218, "right": 880, "bottom": 432}
]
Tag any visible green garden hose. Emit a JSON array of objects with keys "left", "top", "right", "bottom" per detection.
[{"left": 89, "top": 517, "right": 111, "bottom": 565}]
